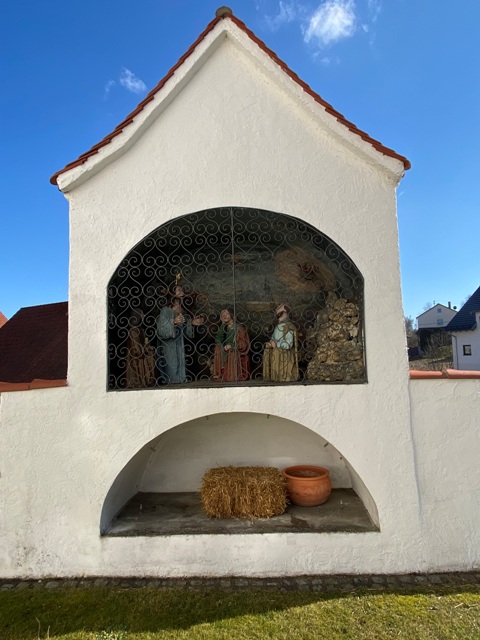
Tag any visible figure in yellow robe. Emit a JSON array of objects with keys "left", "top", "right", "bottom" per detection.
[{"left": 263, "top": 303, "right": 299, "bottom": 382}]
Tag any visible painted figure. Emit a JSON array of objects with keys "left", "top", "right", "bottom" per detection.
[
  {"left": 263, "top": 303, "right": 299, "bottom": 382},
  {"left": 126, "top": 309, "right": 156, "bottom": 388},
  {"left": 212, "top": 308, "right": 250, "bottom": 382},
  {"left": 156, "top": 295, "right": 203, "bottom": 383}
]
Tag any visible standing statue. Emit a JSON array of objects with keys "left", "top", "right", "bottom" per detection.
[
  {"left": 156, "top": 295, "right": 203, "bottom": 384},
  {"left": 263, "top": 303, "right": 299, "bottom": 382},
  {"left": 125, "top": 309, "right": 156, "bottom": 388},
  {"left": 212, "top": 308, "right": 250, "bottom": 382}
]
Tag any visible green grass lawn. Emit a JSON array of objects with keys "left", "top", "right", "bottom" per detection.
[{"left": 1, "top": 585, "right": 480, "bottom": 639}]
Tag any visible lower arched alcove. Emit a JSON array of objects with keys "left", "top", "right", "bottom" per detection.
[{"left": 101, "top": 413, "right": 379, "bottom": 535}]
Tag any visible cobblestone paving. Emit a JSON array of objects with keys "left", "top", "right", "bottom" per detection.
[{"left": 1, "top": 572, "right": 480, "bottom": 592}]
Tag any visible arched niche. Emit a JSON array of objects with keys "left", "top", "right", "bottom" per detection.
[
  {"left": 107, "top": 207, "right": 365, "bottom": 390},
  {"left": 100, "top": 412, "right": 378, "bottom": 535}
]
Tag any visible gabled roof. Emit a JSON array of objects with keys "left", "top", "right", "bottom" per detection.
[
  {"left": 50, "top": 7, "right": 410, "bottom": 188},
  {"left": 416, "top": 303, "right": 456, "bottom": 320},
  {"left": 446, "top": 285, "right": 480, "bottom": 332},
  {"left": 0, "top": 311, "right": 7, "bottom": 329},
  {"left": 0, "top": 302, "right": 68, "bottom": 383}
]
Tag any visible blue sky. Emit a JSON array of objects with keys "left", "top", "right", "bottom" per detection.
[{"left": 1, "top": 0, "right": 479, "bottom": 323}]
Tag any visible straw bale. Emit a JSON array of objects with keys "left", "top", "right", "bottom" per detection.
[{"left": 201, "top": 466, "right": 287, "bottom": 518}]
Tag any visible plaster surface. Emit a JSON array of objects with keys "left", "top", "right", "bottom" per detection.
[
  {"left": 452, "top": 318, "right": 480, "bottom": 370},
  {"left": 4, "top": 19, "right": 478, "bottom": 580}
]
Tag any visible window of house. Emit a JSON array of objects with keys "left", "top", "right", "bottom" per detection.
[
  {"left": 107, "top": 208, "right": 365, "bottom": 390},
  {"left": 463, "top": 345, "right": 472, "bottom": 356},
  {"left": 437, "top": 308, "right": 442, "bottom": 313},
  {"left": 437, "top": 319, "right": 444, "bottom": 326}
]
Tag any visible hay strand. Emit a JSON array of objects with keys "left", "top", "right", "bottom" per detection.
[{"left": 201, "top": 466, "right": 287, "bottom": 519}]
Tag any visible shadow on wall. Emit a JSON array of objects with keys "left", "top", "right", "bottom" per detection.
[{"left": 100, "top": 412, "right": 378, "bottom": 533}]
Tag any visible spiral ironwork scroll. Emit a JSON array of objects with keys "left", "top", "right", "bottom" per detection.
[{"left": 107, "top": 207, "right": 365, "bottom": 389}]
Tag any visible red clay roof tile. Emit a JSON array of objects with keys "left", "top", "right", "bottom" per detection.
[
  {"left": 0, "top": 312, "right": 7, "bottom": 329},
  {"left": 410, "top": 369, "right": 480, "bottom": 379},
  {"left": 50, "top": 10, "right": 410, "bottom": 187},
  {"left": 0, "top": 302, "right": 68, "bottom": 383}
]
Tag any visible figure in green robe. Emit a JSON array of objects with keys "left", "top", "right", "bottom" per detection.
[{"left": 212, "top": 308, "right": 250, "bottom": 382}]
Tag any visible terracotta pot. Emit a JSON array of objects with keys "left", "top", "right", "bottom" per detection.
[{"left": 282, "top": 465, "right": 332, "bottom": 507}]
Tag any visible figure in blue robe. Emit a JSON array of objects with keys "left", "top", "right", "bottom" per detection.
[{"left": 156, "top": 299, "right": 193, "bottom": 384}]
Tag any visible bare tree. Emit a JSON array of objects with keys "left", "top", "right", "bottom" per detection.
[
  {"left": 423, "top": 332, "right": 453, "bottom": 371},
  {"left": 405, "top": 316, "right": 418, "bottom": 348}
]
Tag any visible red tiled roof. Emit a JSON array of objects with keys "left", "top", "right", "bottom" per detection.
[
  {"left": 0, "top": 312, "right": 7, "bottom": 329},
  {"left": 0, "top": 302, "right": 68, "bottom": 383},
  {"left": 50, "top": 10, "right": 410, "bottom": 186}
]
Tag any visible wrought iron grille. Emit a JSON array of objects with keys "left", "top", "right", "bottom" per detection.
[{"left": 107, "top": 207, "right": 365, "bottom": 389}]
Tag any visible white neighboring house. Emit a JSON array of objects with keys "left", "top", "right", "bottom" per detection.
[
  {"left": 416, "top": 303, "right": 457, "bottom": 330},
  {"left": 447, "top": 285, "right": 480, "bottom": 370},
  {"left": 416, "top": 303, "right": 457, "bottom": 351}
]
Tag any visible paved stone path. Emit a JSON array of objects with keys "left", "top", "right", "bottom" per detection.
[{"left": 1, "top": 572, "right": 480, "bottom": 592}]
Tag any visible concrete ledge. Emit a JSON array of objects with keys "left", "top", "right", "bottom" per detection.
[{"left": 2, "top": 572, "right": 480, "bottom": 592}]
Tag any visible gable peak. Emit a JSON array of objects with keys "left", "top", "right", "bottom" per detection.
[{"left": 51, "top": 8, "right": 410, "bottom": 189}]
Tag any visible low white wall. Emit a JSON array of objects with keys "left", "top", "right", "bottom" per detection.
[
  {"left": 408, "top": 377, "right": 480, "bottom": 571},
  {"left": 1, "top": 377, "right": 479, "bottom": 578}
]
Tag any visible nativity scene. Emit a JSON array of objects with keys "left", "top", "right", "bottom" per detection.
[{"left": 110, "top": 207, "right": 365, "bottom": 389}]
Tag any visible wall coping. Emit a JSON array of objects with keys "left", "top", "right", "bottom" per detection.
[
  {"left": 410, "top": 369, "right": 480, "bottom": 380},
  {"left": 0, "top": 379, "right": 68, "bottom": 393},
  {"left": 1, "top": 372, "right": 479, "bottom": 390}
]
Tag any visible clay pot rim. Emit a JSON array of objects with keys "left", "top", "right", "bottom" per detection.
[{"left": 282, "top": 465, "right": 330, "bottom": 479}]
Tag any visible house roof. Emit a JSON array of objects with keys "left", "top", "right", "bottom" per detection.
[
  {"left": 416, "top": 303, "right": 456, "bottom": 320},
  {"left": 0, "top": 302, "right": 68, "bottom": 383},
  {"left": 0, "top": 312, "right": 7, "bottom": 329},
  {"left": 50, "top": 7, "right": 410, "bottom": 187},
  {"left": 446, "top": 285, "right": 480, "bottom": 332}
]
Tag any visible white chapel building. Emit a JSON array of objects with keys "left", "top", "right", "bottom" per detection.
[{"left": 0, "top": 8, "right": 479, "bottom": 579}]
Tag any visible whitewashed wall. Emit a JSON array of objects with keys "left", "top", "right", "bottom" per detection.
[
  {"left": 1, "top": 378, "right": 480, "bottom": 578},
  {"left": 1, "top": 21, "right": 465, "bottom": 579},
  {"left": 452, "top": 318, "right": 480, "bottom": 370},
  {"left": 408, "top": 378, "right": 480, "bottom": 571}
]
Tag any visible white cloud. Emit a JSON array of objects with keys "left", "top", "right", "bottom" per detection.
[
  {"left": 313, "top": 52, "right": 340, "bottom": 65},
  {"left": 103, "top": 79, "right": 116, "bottom": 100},
  {"left": 119, "top": 68, "right": 147, "bottom": 95},
  {"left": 304, "top": 0, "right": 356, "bottom": 47},
  {"left": 367, "top": 0, "right": 382, "bottom": 22},
  {"left": 265, "top": 1, "right": 298, "bottom": 31}
]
